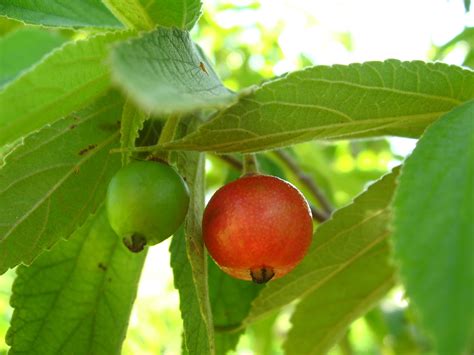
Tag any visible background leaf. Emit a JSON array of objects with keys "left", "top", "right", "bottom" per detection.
[
  {"left": 246, "top": 169, "right": 399, "bottom": 353},
  {"left": 109, "top": 28, "right": 235, "bottom": 115},
  {"left": 0, "top": 93, "right": 122, "bottom": 275},
  {"left": 6, "top": 207, "right": 145, "bottom": 354},
  {"left": 0, "top": 31, "right": 127, "bottom": 147},
  {"left": 119, "top": 99, "right": 149, "bottom": 165},
  {"left": 392, "top": 100, "right": 474, "bottom": 355},
  {"left": 0, "top": 28, "right": 65, "bottom": 88},
  {"left": 435, "top": 27, "right": 474, "bottom": 69},
  {"left": 167, "top": 60, "right": 474, "bottom": 153},
  {"left": 0, "top": 0, "right": 122, "bottom": 28}
]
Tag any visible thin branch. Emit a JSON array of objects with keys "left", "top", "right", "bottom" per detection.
[
  {"left": 215, "top": 154, "right": 243, "bottom": 171},
  {"left": 310, "top": 205, "right": 330, "bottom": 223},
  {"left": 274, "top": 149, "right": 333, "bottom": 215}
]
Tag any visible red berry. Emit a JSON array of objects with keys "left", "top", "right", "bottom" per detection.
[{"left": 203, "top": 174, "right": 313, "bottom": 283}]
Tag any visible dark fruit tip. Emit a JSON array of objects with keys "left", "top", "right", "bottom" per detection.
[
  {"left": 123, "top": 233, "right": 147, "bottom": 253},
  {"left": 250, "top": 266, "right": 275, "bottom": 284}
]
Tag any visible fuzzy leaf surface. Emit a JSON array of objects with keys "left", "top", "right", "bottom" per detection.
[
  {"left": 0, "top": 28, "right": 65, "bottom": 88},
  {"left": 246, "top": 168, "right": 399, "bottom": 341},
  {"left": 167, "top": 60, "right": 474, "bottom": 152},
  {"left": 0, "top": 0, "right": 122, "bottom": 28},
  {"left": 0, "top": 31, "right": 127, "bottom": 146},
  {"left": 392, "top": 100, "right": 474, "bottom": 355},
  {"left": 0, "top": 93, "right": 122, "bottom": 275},
  {"left": 6, "top": 208, "right": 145, "bottom": 354},
  {"left": 110, "top": 28, "right": 235, "bottom": 115}
]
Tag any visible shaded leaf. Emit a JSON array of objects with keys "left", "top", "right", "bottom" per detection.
[
  {"left": 170, "top": 228, "right": 212, "bottom": 355},
  {"left": 109, "top": 28, "right": 235, "bottom": 115},
  {"left": 6, "top": 207, "right": 146, "bottom": 354},
  {"left": 392, "top": 100, "right": 474, "bottom": 355},
  {"left": 0, "top": 31, "right": 128, "bottom": 146},
  {"left": 0, "top": 0, "right": 122, "bottom": 28},
  {"left": 170, "top": 116, "right": 214, "bottom": 354},
  {"left": 0, "top": 93, "right": 122, "bottom": 274},
  {"left": 103, "top": 0, "right": 202, "bottom": 31},
  {"left": 140, "top": 0, "right": 202, "bottom": 30},
  {"left": 167, "top": 60, "right": 474, "bottom": 153},
  {"left": 0, "top": 28, "right": 65, "bottom": 88},
  {"left": 209, "top": 258, "right": 262, "bottom": 355},
  {"left": 101, "top": 0, "right": 154, "bottom": 30},
  {"left": 246, "top": 168, "right": 399, "bottom": 350},
  {"left": 119, "top": 99, "right": 149, "bottom": 165}
]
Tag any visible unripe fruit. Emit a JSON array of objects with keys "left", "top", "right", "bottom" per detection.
[
  {"left": 106, "top": 160, "right": 189, "bottom": 252},
  {"left": 203, "top": 174, "right": 313, "bottom": 283}
]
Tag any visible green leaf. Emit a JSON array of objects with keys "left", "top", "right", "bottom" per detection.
[
  {"left": 0, "top": 31, "right": 128, "bottom": 147},
  {"left": 6, "top": 207, "right": 146, "bottom": 354},
  {"left": 170, "top": 117, "right": 214, "bottom": 354},
  {"left": 120, "top": 99, "right": 149, "bottom": 165},
  {"left": 209, "top": 258, "right": 262, "bottom": 355},
  {"left": 246, "top": 169, "right": 399, "bottom": 352},
  {"left": 0, "top": 28, "right": 66, "bottom": 88},
  {"left": 0, "top": 93, "right": 122, "bottom": 275},
  {"left": 109, "top": 28, "right": 235, "bottom": 115},
  {"left": 167, "top": 60, "right": 474, "bottom": 153},
  {"left": 102, "top": 0, "right": 202, "bottom": 30},
  {"left": 170, "top": 228, "right": 213, "bottom": 355},
  {"left": 141, "top": 0, "right": 202, "bottom": 30},
  {"left": 0, "top": 0, "right": 122, "bottom": 28},
  {"left": 101, "top": 0, "right": 154, "bottom": 30},
  {"left": 392, "top": 100, "right": 474, "bottom": 355}
]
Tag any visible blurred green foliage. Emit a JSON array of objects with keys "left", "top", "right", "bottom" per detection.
[{"left": 0, "top": 0, "right": 472, "bottom": 354}]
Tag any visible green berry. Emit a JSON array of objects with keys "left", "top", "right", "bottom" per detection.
[{"left": 106, "top": 160, "right": 189, "bottom": 252}]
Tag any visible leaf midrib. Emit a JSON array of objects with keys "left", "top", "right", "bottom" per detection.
[{"left": 170, "top": 111, "right": 442, "bottom": 151}]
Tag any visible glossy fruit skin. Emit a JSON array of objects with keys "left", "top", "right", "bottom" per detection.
[
  {"left": 202, "top": 174, "right": 313, "bottom": 283},
  {"left": 106, "top": 160, "right": 189, "bottom": 251}
]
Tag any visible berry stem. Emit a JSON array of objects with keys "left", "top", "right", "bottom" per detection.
[
  {"left": 152, "top": 114, "right": 181, "bottom": 162},
  {"left": 243, "top": 153, "right": 259, "bottom": 175}
]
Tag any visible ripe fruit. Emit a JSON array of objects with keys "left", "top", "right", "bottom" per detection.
[
  {"left": 203, "top": 174, "right": 313, "bottom": 283},
  {"left": 106, "top": 160, "right": 189, "bottom": 252}
]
